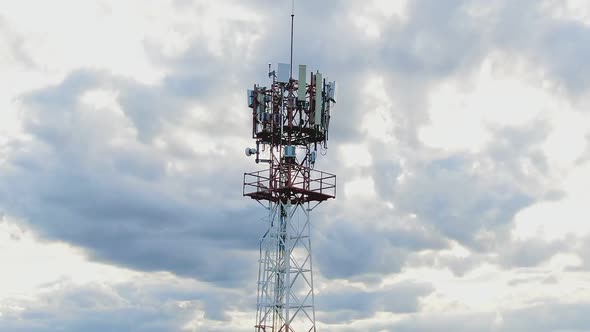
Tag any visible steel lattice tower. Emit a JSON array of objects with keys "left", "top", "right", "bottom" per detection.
[{"left": 243, "top": 9, "right": 337, "bottom": 331}]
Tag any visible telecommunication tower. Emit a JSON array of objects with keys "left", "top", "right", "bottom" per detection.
[{"left": 243, "top": 3, "right": 337, "bottom": 331}]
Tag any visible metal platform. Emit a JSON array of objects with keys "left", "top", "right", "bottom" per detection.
[{"left": 244, "top": 165, "right": 336, "bottom": 203}]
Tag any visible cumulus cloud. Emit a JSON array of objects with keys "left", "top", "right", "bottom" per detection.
[
  {"left": 317, "top": 280, "right": 434, "bottom": 323},
  {"left": 0, "top": 276, "right": 253, "bottom": 332}
]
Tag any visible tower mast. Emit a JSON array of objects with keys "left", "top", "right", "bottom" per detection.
[{"left": 243, "top": 4, "right": 337, "bottom": 331}]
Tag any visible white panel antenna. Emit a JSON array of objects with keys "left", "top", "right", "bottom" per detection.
[
  {"left": 328, "top": 81, "right": 336, "bottom": 102},
  {"left": 277, "top": 63, "right": 290, "bottom": 83},
  {"left": 247, "top": 89, "right": 255, "bottom": 107},
  {"left": 314, "top": 71, "right": 323, "bottom": 125},
  {"left": 298, "top": 64, "right": 307, "bottom": 101}
]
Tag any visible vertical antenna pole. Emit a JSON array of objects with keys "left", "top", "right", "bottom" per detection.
[{"left": 290, "top": 0, "right": 295, "bottom": 79}]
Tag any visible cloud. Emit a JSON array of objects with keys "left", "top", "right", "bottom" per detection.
[
  {"left": 391, "top": 153, "right": 534, "bottom": 249},
  {"left": 2, "top": 0, "right": 590, "bottom": 330},
  {"left": 317, "top": 281, "right": 433, "bottom": 323},
  {"left": 314, "top": 209, "right": 450, "bottom": 280},
  {"left": 1, "top": 69, "right": 263, "bottom": 287},
  {"left": 0, "top": 277, "right": 253, "bottom": 332},
  {"left": 349, "top": 301, "right": 590, "bottom": 332}
]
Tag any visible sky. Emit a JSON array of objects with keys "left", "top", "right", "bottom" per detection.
[{"left": 1, "top": 0, "right": 590, "bottom": 331}]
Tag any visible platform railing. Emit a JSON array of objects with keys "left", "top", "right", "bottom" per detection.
[{"left": 244, "top": 165, "right": 336, "bottom": 200}]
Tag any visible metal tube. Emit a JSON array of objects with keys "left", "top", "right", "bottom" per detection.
[{"left": 290, "top": 0, "right": 294, "bottom": 79}]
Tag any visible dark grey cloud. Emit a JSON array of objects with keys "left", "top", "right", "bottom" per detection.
[
  {"left": 392, "top": 154, "right": 534, "bottom": 249},
  {"left": 497, "top": 301, "right": 590, "bottom": 332},
  {"left": 362, "top": 122, "right": 560, "bottom": 277},
  {"left": 379, "top": 0, "right": 590, "bottom": 95},
  {"left": 1, "top": 69, "right": 263, "bottom": 287},
  {"left": 492, "top": 1, "right": 590, "bottom": 96},
  {"left": 390, "top": 312, "right": 497, "bottom": 332},
  {"left": 498, "top": 238, "right": 565, "bottom": 267},
  {"left": 383, "top": 0, "right": 485, "bottom": 79},
  {"left": 314, "top": 212, "right": 449, "bottom": 281},
  {"left": 342, "top": 301, "right": 590, "bottom": 332},
  {"left": 0, "top": 285, "right": 184, "bottom": 332},
  {"left": 368, "top": 119, "right": 558, "bottom": 253},
  {"left": 407, "top": 250, "right": 488, "bottom": 277},
  {"left": 315, "top": 220, "right": 408, "bottom": 280},
  {"left": 0, "top": 278, "right": 253, "bottom": 332},
  {"left": 317, "top": 281, "right": 433, "bottom": 324},
  {"left": 407, "top": 233, "right": 568, "bottom": 277}
]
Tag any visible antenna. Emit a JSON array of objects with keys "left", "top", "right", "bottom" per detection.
[{"left": 290, "top": 0, "right": 295, "bottom": 79}]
